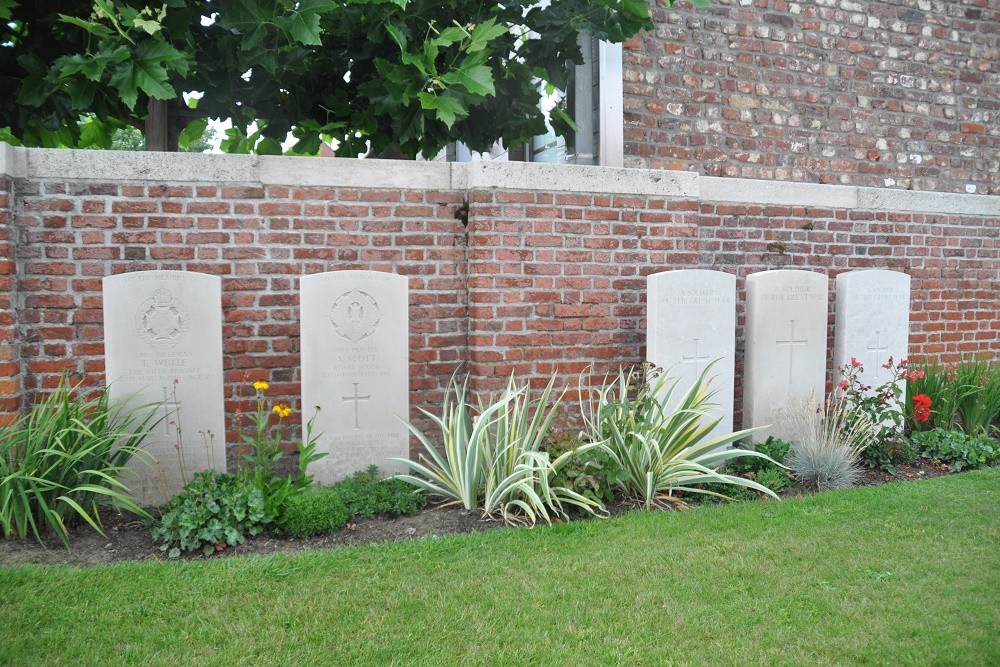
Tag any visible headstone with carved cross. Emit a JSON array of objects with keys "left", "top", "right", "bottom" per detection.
[
  {"left": 300, "top": 270, "right": 409, "bottom": 484},
  {"left": 103, "top": 270, "right": 226, "bottom": 506},
  {"left": 833, "top": 269, "right": 911, "bottom": 400},
  {"left": 647, "top": 269, "right": 737, "bottom": 444},
  {"left": 743, "top": 269, "right": 829, "bottom": 443}
]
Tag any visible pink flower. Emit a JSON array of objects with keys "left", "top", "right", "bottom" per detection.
[
  {"left": 851, "top": 357, "right": 863, "bottom": 368},
  {"left": 838, "top": 379, "right": 849, "bottom": 391}
]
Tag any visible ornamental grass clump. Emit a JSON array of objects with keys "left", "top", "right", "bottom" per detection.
[
  {"left": 580, "top": 362, "right": 781, "bottom": 509},
  {"left": 393, "top": 375, "right": 604, "bottom": 525},
  {"left": 0, "top": 376, "right": 157, "bottom": 547},
  {"left": 779, "top": 395, "right": 875, "bottom": 492}
]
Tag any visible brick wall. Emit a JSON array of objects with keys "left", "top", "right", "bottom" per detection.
[
  {"left": 1, "top": 150, "right": 998, "bottom": 453},
  {"left": 624, "top": 0, "right": 1000, "bottom": 195}
]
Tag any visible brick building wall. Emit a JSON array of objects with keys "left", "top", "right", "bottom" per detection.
[
  {"left": 624, "top": 0, "right": 1000, "bottom": 195},
  {"left": 0, "top": 149, "right": 997, "bottom": 454}
]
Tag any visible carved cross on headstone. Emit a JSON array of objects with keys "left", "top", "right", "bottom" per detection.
[
  {"left": 160, "top": 386, "right": 182, "bottom": 437},
  {"left": 775, "top": 320, "right": 808, "bottom": 385},
  {"left": 682, "top": 338, "right": 711, "bottom": 376},
  {"left": 867, "top": 330, "right": 889, "bottom": 379},
  {"left": 342, "top": 382, "right": 370, "bottom": 431}
]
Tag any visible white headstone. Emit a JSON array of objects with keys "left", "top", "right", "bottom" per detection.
[
  {"left": 103, "top": 270, "right": 226, "bottom": 506},
  {"left": 647, "top": 269, "right": 736, "bottom": 442},
  {"left": 743, "top": 269, "right": 829, "bottom": 442},
  {"left": 834, "top": 269, "right": 911, "bottom": 389},
  {"left": 300, "top": 270, "right": 409, "bottom": 483}
]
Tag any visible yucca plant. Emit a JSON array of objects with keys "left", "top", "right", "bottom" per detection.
[
  {"left": 778, "top": 395, "right": 875, "bottom": 492},
  {"left": 0, "top": 377, "right": 157, "bottom": 547},
  {"left": 953, "top": 358, "right": 1000, "bottom": 436},
  {"left": 580, "top": 363, "right": 780, "bottom": 510},
  {"left": 394, "top": 375, "right": 604, "bottom": 525}
]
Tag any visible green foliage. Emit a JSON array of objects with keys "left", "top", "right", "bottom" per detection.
[
  {"left": 394, "top": 375, "right": 604, "bottom": 525},
  {"left": 0, "top": 376, "right": 156, "bottom": 547},
  {"left": 952, "top": 358, "right": 1000, "bottom": 436},
  {"left": 278, "top": 486, "right": 350, "bottom": 537},
  {"left": 542, "top": 432, "right": 625, "bottom": 507},
  {"left": 909, "top": 428, "right": 1000, "bottom": 472},
  {"left": 329, "top": 466, "right": 426, "bottom": 519},
  {"left": 580, "top": 362, "right": 781, "bottom": 509},
  {"left": 151, "top": 470, "right": 273, "bottom": 557},
  {"left": 1, "top": 0, "right": 705, "bottom": 156}
]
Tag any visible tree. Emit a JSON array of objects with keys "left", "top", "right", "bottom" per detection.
[
  {"left": 0, "top": 0, "right": 706, "bottom": 158},
  {"left": 109, "top": 124, "right": 218, "bottom": 152}
]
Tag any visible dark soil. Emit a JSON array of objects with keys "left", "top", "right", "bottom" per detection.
[{"left": 0, "top": 458, "right": 955, "bottom": 569}]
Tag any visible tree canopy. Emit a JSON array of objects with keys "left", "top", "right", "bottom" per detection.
[{"left": 0, "top": 0, "right": 705, "bottom": 157}]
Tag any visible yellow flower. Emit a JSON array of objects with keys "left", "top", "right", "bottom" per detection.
[
  {"left": 253, "top": 380, "right": 270, "bottom": 391},
  {"left": 272, "top": 404, "right": 292, "bottom": 418}
]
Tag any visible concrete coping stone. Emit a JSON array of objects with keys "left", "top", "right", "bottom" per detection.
[{"left": 0, "top": 145, "right": 996, "bottom": 217}]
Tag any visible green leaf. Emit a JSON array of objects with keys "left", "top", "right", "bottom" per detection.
[
  {"left": 289, "top": 11, "right": 324, "bottom": 45},
  {"left": 441, "top": 65, "right": 495, "bottom": 98},
  {"left": 385, "top": 22, "right": 407, "bottom": 51},
  {"left": 619, "top": 0, "right": 651, "bottom": 18},
  {"left": 433, "top": 26, "right": 468, "bottom": 48},
  {"left": 57, "top": 14, "right": 114, "bottom": 38},
  {"left": 178, "top": 118, "right": 208, "bottom": 151},
  {"left": 108, "top": 63, "right": 139, "bottom": 109},
  {"left": 418, "top": 92, "right": 466, "bottom": 128},
  {"left": 132, "top": 17, "right": 163, "bottom": 36},
  {"left": 255, "top": 136, "right": 283, "bottom": 155},
  {"left": 467, "top": 19, "right": 509, "bottom": 53}
]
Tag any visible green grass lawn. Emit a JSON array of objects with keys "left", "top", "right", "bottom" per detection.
[{"left": 2, "top": 469, "right": 998, "bottom": 666}]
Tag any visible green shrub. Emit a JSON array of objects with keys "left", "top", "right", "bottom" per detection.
[
  {"left": 332, "top": 466, "right": 427, "bottom": 518},
  {"left": 909, "top": 428, "right": 1000, "bottom": 472},
  {"left": 580, "top": 362, "right": 781, "bottom": 509},
  {"left": 151, "top": 470, "right": 273, "bottom": 558},
  {"left": 0, "top": 377, "right": 157, "bottom": 547},
  {"left": 279, "top": 487, "right": 351, "bottom": 537},
  {"left": 542, "top": 433, "right": 625, "bottom": 507}
]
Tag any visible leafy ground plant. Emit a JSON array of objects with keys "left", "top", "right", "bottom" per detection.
[
  {"left": 278, "top": 487, "right": 351, "bottom": 538},
  {"left": 0, "top": 377, "right": 157, "bottom": 547},
  {"left": 777, "top": 395, "right": 874, "bottom": 492},
  {"left": 151, "top": 470, "right": 273, "bottom": 557},
  {"left": 542, "top": 433, "right": 625, "bottom": 507},
  {"left": 394, "top": 375, "right": 604, "bottom": 525},
  {"left": 580, "top": 363, "right": 781, "bottom": 509},
  {"left": 909, "top": 427, "right": 1000, "bottom": 472},
  {"left": 328, "top": 466, "right": 426, "bottom": 519}
]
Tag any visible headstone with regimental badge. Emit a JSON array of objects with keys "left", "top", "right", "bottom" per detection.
[
  {"left": 743, "top": 269, "right": 829, "bottom": 442},
  {"left": 300, "top": 270, "right": 409, "bottom": 483},
  {"left": 647, "top": 269, "right": 737, "bottom": 444},
  {"left": 103, "top": 270, "right": 226, "bottom": 506}
]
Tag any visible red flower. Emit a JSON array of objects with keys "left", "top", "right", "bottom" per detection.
[
  {"left": 851, "top": 357, "right": 863, "bottom": 368},
  {"left": 838, "top": 379, "right": 849, "bottom": 391},
  {"left": 912, "top": 393, "right": 932, "bottom": 423}
]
